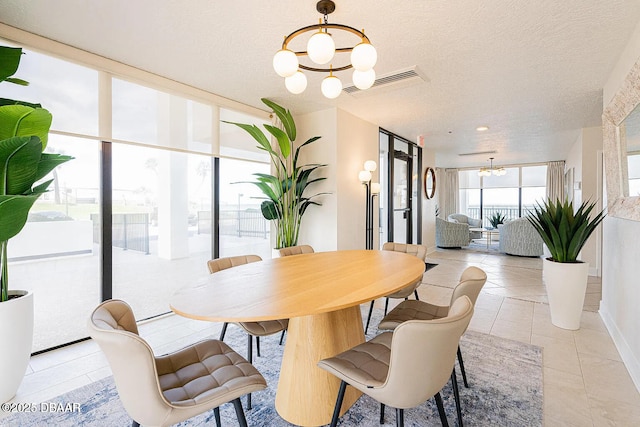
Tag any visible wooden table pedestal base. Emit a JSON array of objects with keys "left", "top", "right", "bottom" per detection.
[{"left": 275, "top": 305, "right": 365, "bottom": 426}]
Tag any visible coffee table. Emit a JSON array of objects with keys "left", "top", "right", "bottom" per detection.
[
  {"left": 170, "top": 250, "right": 425, "bottom": 426},
  {"left": 469, "top": 227, "right": 500, "bottom": 249}
]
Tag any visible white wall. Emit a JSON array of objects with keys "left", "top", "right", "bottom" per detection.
[
  {"left": 601, "top": 21, "right": 640, "bottom": 392},
  {"left": 565, "top": 126, "right": 603, "bottom": 275},
  {"left": 296, "top": 109, "right": 338, "bottom": 252},
  {"left": 422, "top": 149, "right": 437, "bottom": 253},
  {"left": 296, "top": 108, "right": 378, "bottom": 251}
]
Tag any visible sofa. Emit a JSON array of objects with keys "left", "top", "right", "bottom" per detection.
[
  {"left": 498, "top": 217, "right": 544, "bottom": 256},
  {"left": 448, "top": 213, "right": 483, "bottom": 239},
  {"left": 436, "top": 217, "right": 471, "bottom": 248}
]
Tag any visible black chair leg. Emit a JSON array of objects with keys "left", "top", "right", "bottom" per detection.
[
  {"left": 213, "top": 407, "right": 221, "bottom": 427},
  {"left": 396, "top": 408, "right": 404, "bottom": 427},
  {"left": 380, "top": 403, "right": 385, "bottom": 424},
  {"left": 457, "top": 345, "right": 469, "bottom": 388},
  {"left": 246, "top": 334, "right": 253, "bottom": 410},
  {"left": 414, "top": 289, "right": 420, "bottom": 300},
  {"left": 279, "top": 329, "right": 286, "bottom": 345},
  {"left": 330, "top": 381, "right": 348, "bottom": 427},
  {"left": 131, "top": 421, "right": 140, "bottom": 427},
  {"left": 232, "top": 398, "right": 249, "bottom": 427},
  {"left": 365, "top": 300, "right": 375, "bottom": 334},
  {"left": 451, "top": 369, "right": 463, "bottom": 427},
  {"left": 434, "top": 392, "right": 449, "bottom": 427},
  {"left": 219, "top": 322, "right": 228, "bottom": 340},
  {"left": 256, "top": 336, "right": 261, "bottom": 357},
  {"left": 384, "top": 297, "right": 390, "bottom": 315}
]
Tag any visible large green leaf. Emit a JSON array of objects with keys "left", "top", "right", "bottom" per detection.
[
  {"left": 261, "top": 200, "right": 279, "bottom": 220},
  {"left": 35, "top": 153, "right": 74, "bottom": 183},
  {"left": 0, "top": 46, "right": 22, "bottom": 82},
  {"left": 293, "top": 136, "right": 321, "bottom": 170},
  {"left": 261, "top": 98, "right": 296, "bottom": 141},
  {"left": 0, "top": 193, "right": 41, "bottom": 241},
  {"left": 264, "top": 124, "right": 291, "bottom": 158},
  {"left": 221, "top": 121, "right": 273, "bottom": 153},
  {"left": 0, "top": 105, "right": 52, "bottom": 147},
  {"left": 0, "top": 98, "right": 41, "bottom": 108},
  {"left": 0, "top": 135, "right": 42, "bottom": 195}
]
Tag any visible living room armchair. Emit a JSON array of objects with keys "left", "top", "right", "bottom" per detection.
[
  {"left": 436, "top": 217, "right": 471, "bottom": 248},
  {"left": 498, "top": 217, "right": 544, "bottom": 256},
  {"left": 448, "top": 213, "right": 483, "bottom": 239}
]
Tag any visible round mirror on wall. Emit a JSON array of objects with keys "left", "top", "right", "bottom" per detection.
[{"left": 424, "top": 167, "right": 436, "bottom": 199}]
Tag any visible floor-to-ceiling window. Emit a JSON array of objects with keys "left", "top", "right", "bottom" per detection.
[
  {"left": 2, "top": 47, "right": 102, "bottom": 351},
  {"left": 459, "top": 164, "right": 548, "bottom": 227},
  {"left": 2, "top": 37, "right": 271, "bottom": 352}
]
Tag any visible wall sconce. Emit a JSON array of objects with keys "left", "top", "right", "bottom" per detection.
[{"left": 359, "top": 160, "right": 378, "bottom": 249}]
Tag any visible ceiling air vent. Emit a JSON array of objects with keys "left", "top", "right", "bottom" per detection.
[
  {"left": 343, "top": 66, "right": 429, "bottom": 95},
  {"left": 458, "top": 150, "right": 497, "bottom": 157}
]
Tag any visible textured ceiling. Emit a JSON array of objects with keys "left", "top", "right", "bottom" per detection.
[{"left": 1, "top": 0, "right": 640, "bottom": 168}]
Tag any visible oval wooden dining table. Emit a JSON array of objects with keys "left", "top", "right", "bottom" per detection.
[{"left": 170, "top": 249, "right": 425, "bottom": 427}]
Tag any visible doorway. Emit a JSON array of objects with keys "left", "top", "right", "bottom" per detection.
[{"left": 379, "top": 129, "right": 422, "bottom": 246}]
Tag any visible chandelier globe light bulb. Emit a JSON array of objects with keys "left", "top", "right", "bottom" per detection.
[
  {"left": 351, "top": 41, "right": 377, "bottom": 71},
  {"left": 352, "top": 68, "right": 376, "bottom": 90},
  {"left": 307, "top": 30, "right": 335, "bottom": 65},
  {"left": 273, "top": 49, "right": 299, "bottom": 77},
  {"left": 285, "top": 71, "right": 307, "bottom": 94},
  {"left": 321, "top": 73, "right": 342, "bottom": 98}
]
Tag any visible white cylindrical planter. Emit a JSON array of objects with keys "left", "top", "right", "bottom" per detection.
[
  {"left": 0, "top": 290, "right": 34, "bottom": 403},
  {"left": 543, "top": 258, "right": 589, "bottom": 330}
]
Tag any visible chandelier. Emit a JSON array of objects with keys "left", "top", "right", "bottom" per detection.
[
  {"left": 272, "top": 0, "right": 378, "bottom": 99},
  {"left": 478, "top": 157, "right": 506, "bottom": 177}
]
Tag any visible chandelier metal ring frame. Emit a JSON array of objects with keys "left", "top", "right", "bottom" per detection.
[
  {"left": 281, "top": 23, "right": 372, "bottom": 73},
  {"left": 272, "top": 0, "right": 378, "bottom": 98}
]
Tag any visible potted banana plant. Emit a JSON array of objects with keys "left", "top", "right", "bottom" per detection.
[
  {"left": 224, "top": 98, "right": 327, "bottom": 249},
  {"left": 0, "top": 46, "right": 73, "bottom": 402},
  {"left": 527, "top": 198, "right": 605, "bottom": 330}
]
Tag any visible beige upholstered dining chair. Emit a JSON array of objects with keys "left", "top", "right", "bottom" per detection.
[
  {"left": 88, "top": 299, "right": 266, "bottom": 427},
  {"left": 277, "top": 244, "right": 315, "bottom": 257},
  {"left": 319, "top": 296, "right": 474, "bottom": 427},
  {"left": 378, "top": 266, "right": 487, "bottom": 426},
  {"left": 364, "top": 242, "right": 427, "bottom": 333},
  {"left": 206, "top": 254, "right": 288, "bottom": 409}
]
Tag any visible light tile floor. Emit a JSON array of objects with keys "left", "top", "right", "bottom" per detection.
[{"left": 3, "top": 248, "right": 640, "bottom": 426}]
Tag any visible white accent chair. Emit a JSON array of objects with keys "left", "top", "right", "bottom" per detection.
[
  {"left": 436, "top": 217, "right": 471, "bottom": 248},
  {"left": 498, "top": 217, "right": 544, "bottom": 256},
  {"left": 448, "top": 213, "right": 483, "bottom": 239}
]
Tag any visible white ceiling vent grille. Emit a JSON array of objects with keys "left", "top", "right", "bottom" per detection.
[
  {"left": 343, "top": 66, "right": 429, "bottom": 95},
  {"left": 458, "top": 150, "right": 497, "bottom": 157}
]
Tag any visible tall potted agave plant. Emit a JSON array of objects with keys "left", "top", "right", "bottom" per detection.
[
  {"left": 528, "top": 198, "right": 605, "bottom": 330},
  {"left": 0, "top": 46, "right": 73, "bottom": 402},
  {"left": 225, "top": 98, "right": 327, "bottom": 249}
]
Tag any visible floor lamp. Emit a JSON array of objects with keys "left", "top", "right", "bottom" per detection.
[{"left": 359, "top": 161, "right": 380, "bottom": 250}]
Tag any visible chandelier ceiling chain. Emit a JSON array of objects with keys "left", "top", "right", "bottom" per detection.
[{"left": 272, "top": 0, "right": 378, "bottom": 99}]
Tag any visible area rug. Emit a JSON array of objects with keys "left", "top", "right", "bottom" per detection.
[{"left": 2, "top": 310, "right": 542, "bottom": 427}]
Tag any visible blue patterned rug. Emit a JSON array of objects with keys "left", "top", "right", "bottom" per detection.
[{"left": 2, "top": 308, "right": 542, "bottom": 426}]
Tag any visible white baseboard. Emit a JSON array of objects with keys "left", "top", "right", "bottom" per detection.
[
  {"left": 589, "top": 266, "right": 600, "bottom": 277},
  {"left": 427, "top": 245, "right": 438, "bottom": 255},
  {"left": 599, "top": 304, "right": 640, "bottom": 393}
]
